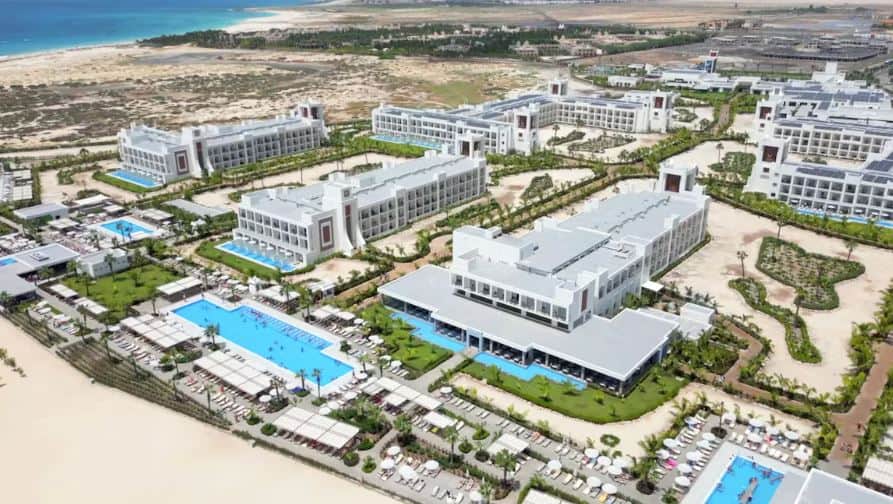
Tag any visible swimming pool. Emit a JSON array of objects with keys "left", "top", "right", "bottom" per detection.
[
  {"left": 391, "top": 311, "right": 464, "bottom": 352},
  {"left": 797, "top": 208, "right": 893, "bottom": 229},
  {"left": 371, "top": 134, "right": 444, "bottom": 150},
  {"left": 100, "top": 218, "right": 154, "bottom": 239},
  {"left": 217, "top": 241, "right": 297, "bottom": 273},
  {"left": 107, "top": 169, "right": 161, "bottom": 188},
  {"left": 474, "top": 352, "right": 586, "bottom": 389},
  {"left": 0, "top": 257, "right": 17, "bottom": 267},
  {"left": 173, "top": 299, "right": 352, "bottom": 387},
  {"left": 706, "top": 456, "right": 784, "bottom": 504}
]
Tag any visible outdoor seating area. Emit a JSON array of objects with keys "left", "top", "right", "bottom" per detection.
[
  {"left": 28, "top": 300, "right": 81, "bottom": 337},
  {"left": 724, "top": 415, "right": 813, "bottom": 469},
  {"left": 120, "top": 313, "right": 195, "bottom": 350},
  {"left": 379, "top": 445, "right": 484, "bottom": 503},
  {"left": 538, "top": 457, "right": 624, "bottom": 503},
  {"left": 272, "top": 407, "right": 360, "bottom": 455},
  {"left": 48, "top": 283, "right": 109, "bottom": 319},
  {"left": 653, "top": 411, "right": 718, "bottom": 496}
]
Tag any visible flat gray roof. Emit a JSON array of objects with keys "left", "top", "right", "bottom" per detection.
[
  {"left": 4, "top": 243, "right": 80, "bottom": 273},
  {"left": 380, "top": 265, "right": 676, "bottom": 381},
  {"left": 796, "top": 468, "right": 893, "bottom": 504},
  {"left": 13, "top": 202, "right": 68, "bottom": 220}
]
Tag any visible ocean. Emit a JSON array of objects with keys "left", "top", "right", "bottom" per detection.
[{"left": 0, "top": 0, "right": 313, "bottom": 57}]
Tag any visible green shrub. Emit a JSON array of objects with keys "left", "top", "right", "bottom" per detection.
[
  {"left": 600, "top": 434, "right": 620, "bottom": 447},
  {"left": 260, "top": 423, "right": 276, "bottom": 436},
  {"left": 342, "top": 451, "right": 360, "bottom": 466}
]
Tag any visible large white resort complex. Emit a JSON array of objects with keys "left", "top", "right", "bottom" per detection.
[
  {"left": 234, "top": 151, "right": 487, "bottom": 267},
  {"left": 743, "top": 63, "right": 893, "bottom": 220},
  {"left": 117, "top": 102, "right": 327, "bottom": 184},
  {"left": 380, "top": 163, "right": 712, "bottom": 394},
  {"left": 372, "top": 79, "right": 675, "bottom": 155}
]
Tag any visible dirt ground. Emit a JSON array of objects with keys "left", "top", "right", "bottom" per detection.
[
  {"left": 491, "top": 168, "right": 596, "bottom": 209},
  {"left": 662, "top": 202, "right": 893, "bottom": 395},
  {"left": 664, "top": 140, "right": 750, "bottom": 177}
]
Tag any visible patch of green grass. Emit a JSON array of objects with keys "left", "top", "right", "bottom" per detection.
[
  {"left": 361, "top": 304, "right": 452, "bottom": 376},
  {"left": 422, "top": 79, "right": 489, "bottom": 107},
  {"left": 463, "top": 363, "right": 686, "bottom": 424},
  {"left": 63, "top": 264, "right": 181, "bottom": 321},
  {"left": 196, "top": 239, "right": 279, "bottom": 280},
  {"left": 93, "top": 170, "right": 162, "bottom": 194}
]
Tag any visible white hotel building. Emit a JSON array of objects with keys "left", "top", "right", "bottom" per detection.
[
  {"left": 117, "top": 102, "right": 327, "bottom": 184},
  {"left": 234, "top": 151, "right": 487, "bottom": 266},
  {"left": 380, "top": 164, "right": 711, "bottom": 394},
  {"left": 372, "top": 79, "right": 674, "bottom": 155}
]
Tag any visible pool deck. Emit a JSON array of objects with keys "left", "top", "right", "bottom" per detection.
[
  {"left": 216, "top": 241, "right": 298, "bottom": 273},
  {"left": 89, "top": 216, "right": 165, "bottom": 242},
  {"left": 682, "top": 443, "right": 807, "bottom": 504},
  {"left": 164, "top": 294, "right": 358, "bottom": 395}
]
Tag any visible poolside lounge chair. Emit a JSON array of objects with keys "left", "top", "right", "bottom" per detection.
[{"left": 562, "top": 473, "right": 574, "bottom": 485}]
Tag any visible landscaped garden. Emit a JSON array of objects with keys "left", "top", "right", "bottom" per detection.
[
  {"left": 729, "top": 276, "right": 821, "bottom": 363},
  {"left": 521, "top": 174, "right": 554, "bottom": 201},
  {"left": 361, "top": 304, "right": 453, "bottom": 377},
  {"left": 708, "top": 151, "right": 755, "bottom": 178},
  {"left": 64, "top": 264, "right": 182, "bottom": 321},
  {"left": 756, "top": 236, "right": 864, "bottom": 310},
  {"left": 567, "top": 133, "right": 635, "bottom": 154},
  {"left": 460, "top": 362, "right": 687, "bottom": 424}
]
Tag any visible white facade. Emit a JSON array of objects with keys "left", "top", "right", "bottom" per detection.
[
  {"left": 118, "top": 102, "right": 327, "bottom": 184},
  {"left": 372, "top": 79, "right": 674, "bottom": 155},
  {"left": 234, "top": 151, "right": 487, "bottom": 266},
  {"left": 76, "top": 248, "right": 130, "bottom": 279}
]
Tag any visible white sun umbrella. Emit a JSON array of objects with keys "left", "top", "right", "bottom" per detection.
[
  {"left": 597, "top": 455, "right": 613, "bottom": 467},
  {"left": 344, "top": 391, "right": 358, "bottom": 401},
  {"left": 469, "top": 490, "right": 483, "bottom": 503},
  {"left": 390, "top": 360, "right": 402, "bottom": 369},
  {"left": 675, "top": 476, "right": 692, "bottom": 488},
  {"left": 702, "top": 432, "right": 716, "bottom": 443},
  {"left": 785, "top": 430, "right": 800, "bottom": 441},
  {"left": 381, "top": 458, "right": 395, "bottom": 471},
  {"left": 386, "top": 445, "right": 401, "bottom": 457},
  {"left": 259, "top": 395, "right": 272, "bottom": 403},
  {"left": 793, "top": 449, "right": 809, "bottom": 461},
  {"left": 586, "top": 476, "right": 602, "bottom": 488},
  {"left": 440, "top": 386, "right": 453, "bottom": 396},
  {"left": 356, "top": 371, "right": 368, "bottom": 381},
  {"left": 425, "top": 460, "right": 440, "bottom": 472},
  {"left": 749, "top": 418, "right": 765, "bottom": 429},
  {"left": 685, "top": 416, "right": 699, "bottom": 426},
  {"left": 747, "top": 433, "right": 762, "bottom": 444},
  {"left": 722, "top": 412, "right": 737, "bottom": 425},
  {"left": 656, "top": 449, "right": 671, "bottom": 460},
  {"left": 584, "top": 448, "right": 599, "bottom": 459},
  {"left": 607, "top": 466, "right": 622, "bottom": 477},
  {"left": 697, "top": 440, "right": 713, "bottom": 451},
  {"left": 381, "top": 355, "right": 392, "bottom": 362},
  {"left": 614, "top": 456, "right": 633, "bottom": 470},
  {"left": 663, "top": 438, "right": 679, "bottom": 449},
  {"left": 319, "top": 406, "right": 332, "bottom": 415},
  {"left": 767, "top": 426, "right": 780, "bottom": 437},
  {"left": 601, "top": 483, "right": 618, "bottom": 495},
  {"left": 685, "top": 451, "right": 703, "bottom": 463},
  {"left": 547, "top": 460, "right": 562, "bottom": 473},
  {"left": 399, "top": 465, "right": 418, "bottom": 482},
  {"left": 677, "top": 463, "right": 693, "bottom": 474}
]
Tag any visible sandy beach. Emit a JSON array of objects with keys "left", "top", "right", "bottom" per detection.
[{"left": 0, "top": 321, "right": 396, "bottom": 504}]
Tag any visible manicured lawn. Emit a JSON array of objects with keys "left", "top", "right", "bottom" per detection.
[
  {"left": 64, "top": 264, "right": 181, "bottom": 321},
  {"left": 361, "top": 304, "right": 452, "bottom": 376},
  {"left": 196, "top": 239, "right": 279, "bottom": 280},
  {"left": 462, "top": 363, "right": 687, "bottom": 424}
]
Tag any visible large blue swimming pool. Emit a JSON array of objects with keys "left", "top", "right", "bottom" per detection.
[
  {"left": 100, "top": 218, "right": 154, "bottom": 238},
  {"left": 174, "top": 299, "right": 352, "bottom": 387},
  {"left": 474, "top": 352, "right": 586, "bottom": 389},
  {"left": 392, "top": 311, "right": 464, "bottom": 352},
  {"left": 706, "top": 456, "right": 784, "bottom": 504},
  {"left": 217, "top": 241, "right": 297, "bottom": 273},
  {"left": 108, "top": 169, "right": 161, "bottom": 188}
]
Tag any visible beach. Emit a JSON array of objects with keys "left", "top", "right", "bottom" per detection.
[{"left": 0, "top": 319, "right": 397, "bottom": 504}]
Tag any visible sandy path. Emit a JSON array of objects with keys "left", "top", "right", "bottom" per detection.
[
  {"left": 0, "top": 320, "right": 396, "bottom": 504},
  {"left": 491, "top": 168, "right": 596, "bottom": 209},
  {"left": 193, "top": 153, "right": 401, "bottom": 209},
  {"left": 729, "top": 113, "right": 756, "bottom": 138},
  {"left": 662, "top": 202, "right": 893, "bottom": 395},
  {"left": 451, "top": 375, "right": 815, "bottom": 457},
  {"left": 663, "top": 140, "right": 750, "bottom": 176}
]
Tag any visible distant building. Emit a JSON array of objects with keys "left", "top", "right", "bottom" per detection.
[
  {"left": 607, "top": 75, "right": 642, "bottom": 88},
  {"left": 13, "top": 202, "right": 69, "bottom": 222},
  {"left": 234, "top": 151, "right": 487, "bottom": 266},
  {"left": 76, "top": 249, "right": 130, "bottom": 279},
  {"left": 117, "top": 102, "right": 327, "bottom": 184},
  {"left": 373, "top": 79, "right": 674, "bottom": 155}
]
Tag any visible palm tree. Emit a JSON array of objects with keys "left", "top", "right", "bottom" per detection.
[
  {"left": 479, "top": 480, "right": 493, "bottom": 504},
  {"left": 150, "top": 291, "right": 159, "bottom": 315},
  {"left": 0, "top": 291, "right": 10, "bottom": 312},
  {"left": 104, "top": 252, "right": 116, "bottom": 279},
  {"left": 736, "top": 250, "right": 748, "bottom": 277},
  {"left": 715, "top": 142, "right": 725, "bottom": 165},
  {"left": 444, "top": 425, "right": 459, "bottom": 461},
  {"left": 204, "top": 323, "right": 219, "bottom": 349},
  {"left": 358, "top": 352, "right": 369, "bottom": 374},
  {"left": 845, "top": 239, "right": 857, "bottom": 261},
  {"left": 776, "top": 216, "right": 786, "bottom": 240},
  {"left": 394, "top": 413, "right": 413, "bottom": 444},
  {"left": 100, "top": 332, "right": 114, "bottom": 361},
  {"left": 296, "top": 369, "right": 307, "bottom": 391},
  {"left": 494, "top": 448, "right": 515, "bottom": 487},
  {"left": 312, "top": 368, "right": 322, "bottom": 399}
]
